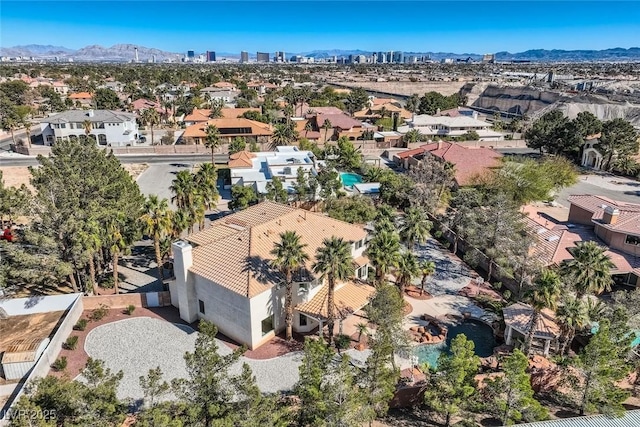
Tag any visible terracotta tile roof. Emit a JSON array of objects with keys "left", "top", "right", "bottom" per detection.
[
  {"left": 131, "top": 98, "right": 164, "bottom": 113},
  {"left": 228, "top": 151, "right": 257, "bottom": 168},
  {"left": 371, "top": 98, "right": 397, "bottom": 105},
  {"left": 221, "top": 108, "right": 261, "bottom": 119},
  {"left": 68, "top": 92, "right": 92, "bottom": 99},
  {"left": 214, "top": 81, "right": 235, "bottom": 88},
  {"left": 182, "top": 118, "right": 273, "bottom": 138},
  {"left": 353, "top": 255, "right": 370, "bottom": 267},
  {"left": 314, "top": 113, "right": 362, "bottom": 130},
  {"left": 305, "top": 106, "right": 346, "bottom": 115},
  {"left": 396, "top": 146, "right": 428, "bottom": 159},
  {"left": 568, "top": 195, "right": 640, "bottom": 236},
  {"left": 187, "top": 201, "right": 368, "bottom": 298},
  {"left": 296, "top": 280, "right": 375, "bottom": 321},
  {"left": 421, "top": 142, "right": 502, "bottom": 186},
  {"left": 523, "top": 216, "right": 563, "bottom": 266},
  {"left": 184, "top": 109, "right": 211, "bottom": 123},
  {"left": 503, "top": 302, "right": 560, "bottom": 339}
]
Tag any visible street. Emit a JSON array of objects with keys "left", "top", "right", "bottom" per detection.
[{"left": 0, "top": 153, "right": 228, "bottom": 167}]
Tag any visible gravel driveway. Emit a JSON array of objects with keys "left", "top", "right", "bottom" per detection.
[{"left": 84, "top": 317, "right": 304, "bottom": 401}]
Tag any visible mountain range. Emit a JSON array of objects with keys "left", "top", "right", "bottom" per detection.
[{"left": 2, "top": 44, "right": 640, "bottom": 62}]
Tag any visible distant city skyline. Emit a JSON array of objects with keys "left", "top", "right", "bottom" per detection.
[{"left": 2, "top": 1, "right": 640, "bottom": 53}]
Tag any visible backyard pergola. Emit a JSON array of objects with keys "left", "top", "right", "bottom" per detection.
[{"left": 503, "top": 302, "right": 561, "bottom": 356}]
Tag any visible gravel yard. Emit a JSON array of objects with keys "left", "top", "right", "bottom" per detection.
[{"left": 83, "top": 317, "right": 304, "bottom": 401}]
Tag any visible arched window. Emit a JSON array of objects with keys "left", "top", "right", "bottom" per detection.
[
  {"left": 79, "top": 135, "right": 87, "bottom": 143},
  {"left": 69, "top": 135, "right": 78, "bottom": 142}
]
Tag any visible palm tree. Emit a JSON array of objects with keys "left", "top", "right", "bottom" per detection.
[
  {"left": 366, "top": 230, "right": 401, "bottom": 283},
  {"left": 419, "top": 260, "right": 436, "bottom": 296},
  {"left": 15, "top": 106, "right": 33, "bottom": 148},
  {"left": 141, "top": 108, "right": 160, "bottom": 145},
  {"left": 270, "top": 231, "right": 309, "bottom": 340},
  {"left": 171, "top": 209, "right": 190, "bottom": 240},
  {"left": 396, "top": 252, "right": 419, "bottom": 294},
  {"left": 524, "top": 269, "right": 562, "bottom": 355},
  {"left": 82, "top": 119, "right": 93, "bottom": 139},
  {"left": 194, "top": 163, "right": 219, "bottom": 210},
  {"left": 204, "top": 124, "right": 220, "bottom": 165},
  {"left": 560, "top": 241, "right": 615, "bottom": 298},
  {"left": 304, "top": 120, "right": 313, "bottom": 139},
  {"left": 406, "top": 93, "right": 420, "bottom": 120},
  {"left": 313, "top": 236, "right": 355, "bottom": 347},
  {"left": 170, "top": 170, "right": 197, "bottom": 211},
  {"left": 140, "top": 195, "right": 173, "bottom": 285},
  {"left": 1, "top": 117, "right": 18, "bottom": 145},
  {"left": 272, "top": 123, "right": 293, "bottom": 147},
  {"left": 322, "top": 118, "right": 332, "bottom": 143},
  {"left": 78, "top": 219, "right": 102, "bottom": 295},
  {"left": 556, "top": 297, "right": 589, "bottom": 355},
  {"left": 400, "top": 207, "right": 432, "bottom": 250},
  {"left": 106, "top": 215, "right": 132, "bottom": 295},
  {"left": 356, "top": 322, "right": 369, "bottom": 345}
]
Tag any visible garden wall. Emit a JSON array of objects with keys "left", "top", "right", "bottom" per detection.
[{"left": 81, "top": 291, "right": 171, "bottom": 310}]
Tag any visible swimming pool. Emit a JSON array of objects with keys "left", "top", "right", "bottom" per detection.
[
  {"left": 340, "top": 172, "right": 363, "bottom": 188},
  {"left": 414, "top": 319, "right": 496, "bottom": 370}
]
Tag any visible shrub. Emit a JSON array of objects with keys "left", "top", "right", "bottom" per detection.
[
  {"left": 63, "top": 335, "right": 79, "bottom": 350},
  {"left": 73, "top": 319, "right": 88, "bottom": 331},
  {"left": 52, "top": 357, "right": 67, "bottom": 371},
  {"left": 334, "top": 334, "right": 351, "bottom": 350},
  {"left": 99, "top": 275, "right": 114, "bottom": 289},
  {"left": 125, "top": 305, "right": 135, "bottom": 315},
  {"left": 89, "top": 304, "right": 109, "bottom": 321}
]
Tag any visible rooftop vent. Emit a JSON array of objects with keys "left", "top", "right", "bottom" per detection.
[
  {"left": 537, "top": 228, "right": 546, "bottom": 234},
  {"left": 546, "top": 235, "right": 560, "bottom": 242}
]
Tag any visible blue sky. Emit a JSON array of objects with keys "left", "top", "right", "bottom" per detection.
[{"left": 1, "top": 1, "right": 639, "bottom": 53}]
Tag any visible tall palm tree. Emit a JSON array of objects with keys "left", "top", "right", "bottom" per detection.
[
  {"left": 322, "top": 118, "right": 332, "bottom": 143},
  {"left": 82, "top": 119, "right": 93, "bottom": 140},
  {"left": 2, "top": 117, "right": 18, "bottom": 145},
  {"left": 106, "top": 215, "right": 131, "bottom": 295},
  {"left": 270, "top": 231, "right": 309, "bottom": 340},
  {"left": 395, "top": 252, "right": 419, "bottom": 294},
  {"left": 272, "top": 123, "right": 294, "bottom": 148},
  {"left": 78, "top": 219, "right": 102, "bottom": 295},
  {"left": 400, "top": 207, "right": 432, "bottom": 250},
  {"left": 313, "top": 236, "right": 355, "bottom": 347},
  {"left": 419, "top": 260, "right": 436, "bottom": 296},
  {"left": 140, "top": 195, "right": 173, "bottom": 284},
  {"left": 15, "top": 106, "right": 33, "bottom": 148},
  {"left": 171, "top": 209, "right": 190, "bottom": 240},
  {"left": 560, "top": 241, "right": 615, "bottom": 298},
  {"left": 365, "top": 230, "right": 401, "bottom": 283},
  {"left": 556, "top": 297, "right": 589, "bottom": 355},
  {"left": 304, "top": 120, "right": 313, "bottom": 139},
  {"left": 170, "top": 170, "right": 197, "bottom": 211},
  {"left": 406, "top": 93, "right": 420, "bottom": 120},
  {"left": 204, "top": 124, "right": 220, "bottom": 165},
  {"left": 194, "top": 163, "right": 219, "bottom": 210},
  {"left": 141, "top": 108, "right": 160, "bottom": 145},
  {"left": 524, "top": 269, "right": 562, "bottom": 355}
]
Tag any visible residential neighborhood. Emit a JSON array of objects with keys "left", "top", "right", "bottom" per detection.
[{"left": 2, "top": 8, "right": 640, "bottom": 426}]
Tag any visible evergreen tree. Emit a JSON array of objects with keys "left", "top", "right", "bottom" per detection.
[
  {"left": 265, "top": 177, "right": 289, "bottom": 203},
  {"left": 483, "top": 349, "right": 548, "bottom": 425},
  {"left": 229, "top": 185, "right": 258, "bottom": 210},
  {"left": 423, "top": 334, "right": 480, "bottom": 427}
]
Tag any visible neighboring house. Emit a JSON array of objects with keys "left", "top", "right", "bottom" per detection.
[
  {"left": 373, "top": 131, "right": 404, "bottom": 148},
  {"left": 521, "top": 195, "right": 640, "bottom": 288},
  {"left": 130, "top": 98, "right": 165, "bottom": 116},
  {"left": 52, "top": 81, "right": 69, "bottom": 95},
  {"left": 181, "top": 117, "right": 273, "bottom": 146},
  {"left": 183, "top": 108, "right": 261, "bottom": 125},
  {"left": 397, "top": 113, "right": 504, "bottom": 141},
  {"left": 354, "top": 103, "right": 412, "bottom": 121},
  {"left": 247, "top": 82, "right": 279, "bottom": 95},
  {"left": 294, "top": 119, "right": 322, "bottom": 141},
  {"left": 67, "top": 92, "right": 94, "bottom": 108},
  {"left": 229, "top": 146, "right": 317, "bottom": 194},
  {"left": 581, "top": 133, "right": 604, "bottom": 170},
  {"left": 40, "top": 109, "right": 139, "bottom": 147},
  {"left": 503, "top": 302, "right": 561, "bottom": 356},
  {"left": 307, "top": 112, "right": 364, "bottom": 142},
  {"left": 200, "top": 87, "right": 238, "bottom": 105},
  {"left": 393, "top": 141, "right": 503, "bottom": 186},
  {"left": 213, "top": 81, "right": 237, "bottom": 90},
  {"left": 170, "top": 201, "right": 373, "bottom": 350}
]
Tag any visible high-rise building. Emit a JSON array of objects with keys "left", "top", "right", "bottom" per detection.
[
  {"left": 377, "top": 52, "right": 386, "bottom": 63},
  {"left": 206, "top": 51, "right": 216, "bottom": 62},
  {"left": 274, "top": 51, "right": 286, "bottom": 62},
  {"left": 256, "top": 52, "right": 270, "bottom": 62},
  {"left": 240, "top": 51, "right": 249, "bottom": 63},
  {"left": 482, "top": 53, "right": 496, "bottom": 63},
  {"left": 187, "top": 50, "right": 195, "bottom": 59},
  {"left": 393, "top": 51, "right": 404, "bottom": 64}
]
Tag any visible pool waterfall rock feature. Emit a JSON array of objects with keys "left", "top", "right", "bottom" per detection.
[{"left": 409, "top": 315, "right": 447, "bottom": 344}]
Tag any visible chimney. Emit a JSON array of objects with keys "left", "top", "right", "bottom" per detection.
[
  {"left": 437, "top": 140, "right": 442, "bottom": 150},
  {"left": 172, "top": 240, "right": 198, "bottom": 323},
  {"left": 602, "top": 206, "right": 620, "bottom": 225},
  {"left": 88, "top": 109, "right": 94, "bottom": 117},
  {"left": 472, "top": 111, "right": 478, "bottom": 120},
  {"left": 436, "top": 108, "right": 441, "bottom": 116}
]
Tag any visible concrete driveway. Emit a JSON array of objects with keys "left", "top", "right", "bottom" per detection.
[{"left": 137, "top": 163, "right": 194, "bottom": 209}]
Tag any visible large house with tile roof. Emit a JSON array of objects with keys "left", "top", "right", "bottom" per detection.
[
  {"left": 40, "top": 109, "right": 138, "bottom": 146},
  {"left": 183, "top": 108, "right": 262, "bottom": 125},
  {"left": 181, "top": 117, "right": 273, "bottom": 146},
  {"left": 170, "top": 201, "right": 373, "bottom": 349},
  {"left": 397, "top": 113, "right": 505, "bottom": 141},
  {"left": 393, "top": 142, "right": 503, "bottom": 187}
]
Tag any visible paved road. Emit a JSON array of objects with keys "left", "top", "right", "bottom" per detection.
[
  {"left": 556, "top": 175, "right": 640, "bottom": 207},
  {"left": 0, "top": 125, "right": 43, "bottom": 151},
  {"left": 0, "top": 153, "right": 228, "bottom": 167}
]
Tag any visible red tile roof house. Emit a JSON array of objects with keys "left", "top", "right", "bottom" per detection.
[
  {"left": 306, "top": 110, "right": 364, "bottom": 144},
  {"left": 393, "top": 141, "right": 503, "bottom": 187},
  {"left": 130, "top": 98, "right": 165, "bottom": 116},
  {"left": 521, "top": 196, "right": 640, "bottom": 289}
]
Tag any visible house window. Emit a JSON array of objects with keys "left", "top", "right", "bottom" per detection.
[
  {"left": 299, "top": 314, "right": 308, "bottom": 326},
  {"left": 625, "top": 235, "right": 640, "bottom": 246},
  {"left": 261, "top": 316, "right": 274, "bottom": 336},
  {"left": 98, "top": 134, "right": 107, "bottom": 145},
  {"left": 298, "top": 283, "right": 308, "bottom": 294},
  {"left": 357, "top": 266, "right": 366, "bottom": 279},
  {"left": 46, "top": 135, "right": 54, "bottom": 144},
  {"left": 60, "top": 123, "right": 66, "bottom": 129},
  {"left": 198, "top": 299, "right": 205, "bottom": 314},
  {"left": 355, "top": 239, "right": 363, "bottom": 250}
]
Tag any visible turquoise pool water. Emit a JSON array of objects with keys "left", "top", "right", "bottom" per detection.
[
  {"left": 415, "top": 319, "right": 496, "bottom": 370},
  {"left": 340, "top": 172, "right": 363, "bottom": 188}
]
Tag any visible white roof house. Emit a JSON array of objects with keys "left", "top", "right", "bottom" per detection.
[
  {"left": 398, "top": 114, "right": 505, "bottom": 141},
  {"left": 229, "top": 146, "right": 316, "bottom": 194}
]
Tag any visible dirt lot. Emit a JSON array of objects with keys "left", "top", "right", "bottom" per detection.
[
  {"left": 337, "top": 81, "right": 469, "bottom": 97},
  {"left": 0, "top": 164, "right": 148, "bottom": 190}
]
